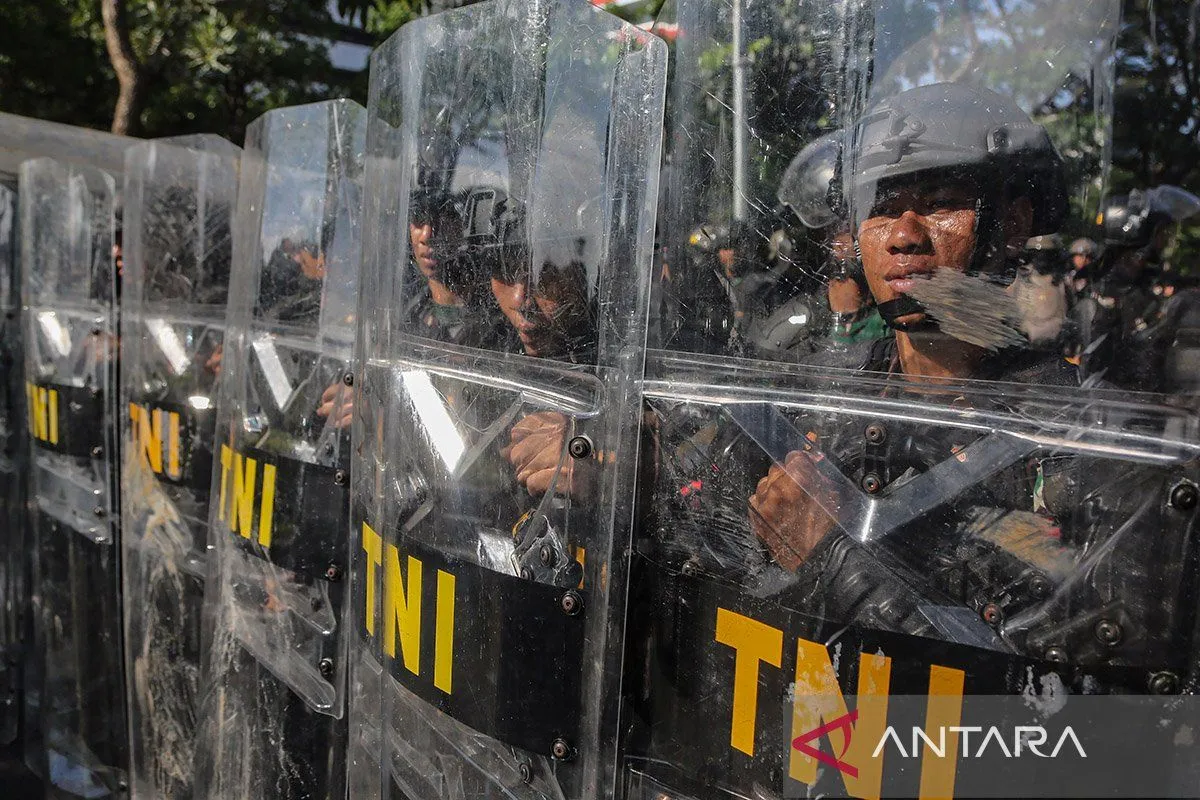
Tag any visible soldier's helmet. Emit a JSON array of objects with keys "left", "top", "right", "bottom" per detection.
[
  {"left": 1069, "top": 237, "right": 1099, "bottom": 257},
  {"left": 777, "top": 131, "right": 844, "bottom": 231},
  {"left": 845, "top": 82, "right": 1068, "bottom": 240},
  {"left": 1099, "top": 185, "right": 1200, "bottom": 250}
]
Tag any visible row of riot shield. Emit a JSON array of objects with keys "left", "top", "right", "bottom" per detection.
[
  {"left": 15, "top": 104, "right": 364, "bottom": 799},
  {"left": 343, "top": 0, "right": 1200, "bottom": 799},
  {"left": 12, "top": 0, "right": 1200, "bottom": 798}
]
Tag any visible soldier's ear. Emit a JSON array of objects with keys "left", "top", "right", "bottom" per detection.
[{"left": 1003, "top": 196, "right": 1034, "bottom": 251}]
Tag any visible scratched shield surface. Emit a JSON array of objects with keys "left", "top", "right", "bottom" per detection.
[
  {"left": 623, "top": 0, "right": 1200, "bottom": 798},
  {"left": 348, "top": 1, "right": 666, "bottom": 797},
  {"left": 119, "top": 135, "right": 239, "bottom": 799},
  {"left": 18, "top": 157, "right": 127, "bottom": 796},
  {"left": 191, "top": 100, "right": 365, "bottom": 800},
  {"left": 0, "top": 183, "right": 26, "bottom": 747}
]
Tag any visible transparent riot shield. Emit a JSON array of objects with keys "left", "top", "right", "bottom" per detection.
[
  {"left": 193, "top": 99, "right": 365, "bottom": 800},
  {"left": 623, "top": 1, "right": 1200, "bottom": 798},
  {"left": 350, "top": 2, "right": 666, "bottom": 798},
  {"left": 19, "top": 158, "right": 125, "bottom": 796},
  {"left": 0, "top": 182, "right": 23, "bottom": 746},
  {"left": 119, "top": 135, "right": 239, "bottom": 799}
]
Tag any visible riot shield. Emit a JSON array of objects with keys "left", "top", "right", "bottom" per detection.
[
  {"left": 623, "top": 0, "right": 1200, "bottom": 798},
  {"left": 350, "top": 2, "right": 666, "bottom": 798},
  {"left": 0, "top": 182, "right": 24, "bottom": 747},
  {"left": 119, "top": 134, "right": 239, "bottom": 799},
  {"left": 193, "top": 99, "right": 365, "bottom": 800},
  {"left": 19, "top": 157, "right": 125, "bottom": 796}
]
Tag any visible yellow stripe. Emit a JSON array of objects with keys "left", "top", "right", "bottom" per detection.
[
  {"left": 434, "top": 570, "right": 456, "bottom": 694},
  {"left": 258, "top": 462, "right": 276, "bottom": 549},
  {"left": 48, "top": 389, "right": 58, "bottom": 445},
  {"left": 167, "top": 411, "right": 181, "bottom": 479}
]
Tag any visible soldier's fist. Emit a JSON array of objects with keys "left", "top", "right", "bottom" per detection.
[{"left": 749, "top": 450, "right": 837, "bottom": 571}]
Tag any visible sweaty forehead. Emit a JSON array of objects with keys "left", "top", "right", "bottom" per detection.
[{"left": 873, "top": 171, "right": 981, "bottom": 204}]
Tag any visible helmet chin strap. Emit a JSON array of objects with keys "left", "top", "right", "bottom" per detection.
[{"left": 875, "top": 296, "right": 937, "bottom": 331}]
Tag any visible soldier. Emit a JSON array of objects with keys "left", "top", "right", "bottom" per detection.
[
  {"left": 1077, "top": 186, "right": 1200, "bottom": 391},
  {"left": 1068, "top": 236, "right": 1100, "bottom": 294},
  {"left": 776, "top": 131, "right": 886, "bottom": 352},
  {"left": 748, "top": 82, "right": 1088, "bottom": 636}
]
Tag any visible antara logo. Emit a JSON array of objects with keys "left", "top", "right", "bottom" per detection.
[{"left": 870, "top": 725, "right": 1087, "bottom": 760}]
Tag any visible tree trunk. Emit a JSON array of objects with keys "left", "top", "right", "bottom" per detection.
[{"left": 100, "top": 0, "right": 142, "bottom": 135}]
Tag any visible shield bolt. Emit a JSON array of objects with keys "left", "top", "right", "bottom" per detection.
[
  {"left": 864, "top": 423, "right": 887, "bottom": 445},
  {"left": 861, "top": 473, "right": 882, "bottom": 494},
  {"left": 90, "top": 446, "right": 103, "bottom": 459},
  {"left": 567, "top": 435, "right": 592, "bottom": 459},
  {"left": 318, "top": 658, "right": 334, "bottom": 678},
  {"left": 1169, "top": 481, "right": 1198, "bottom": 511},
  {"left": 1149, "top": 671, "right": 1180, "bottom": 695},
  {"left": 520, "top": 566, "right": 533, "bottom": 580},
  {"left": 93, "top": 506, "right": 106, "bottom": 517},
  {"left": 1029, "top": 574, "right": 1052, "bottom": 598},
  {"left": 560, "top": 589, "right": 583, "bottom": 617},
  {"left": 324, "top": 563, "right": 343, "bottom": 582},
  {"left": 1094, "top": 619, "right": 1122, "bottom": 647},
  {"left": 539, "top": 544, "right": 553, "bottom": 566},
  {"left": 342, "top": 371, "right": 354, "bottom": 387},
  {"left": 334, "top": 469, "right": 347, "bottom": 486},
  {"left": 680, "top": 559, "right": 698, "bottom": 577},
  {"left": 518, "top": 762, "right": 532, "bottom": 784},
  {"left": 550, "top": 738, "right": 575, "bottom": 761},
  {"left": 980, "top": 603, "right": 1003, "bottom": 626},
  {"left": 1043, "top": 646, "right": 1069, "bottom": 663}
]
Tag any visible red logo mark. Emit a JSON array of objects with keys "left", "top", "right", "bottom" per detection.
[{"left": 792, "top": 709, "right": 859, "bottom": 778}]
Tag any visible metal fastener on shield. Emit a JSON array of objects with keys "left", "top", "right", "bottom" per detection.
[
  {"left": 550, "top": 738, "right": 575, "bottom": 761},
  {"left": 567, "top": 435, "right": 592, "bottom": 459},
  {"left": 1169, "top": 481, "right": 1198, "bottom": 511},
  {"left": 560, "top": 589, "right": 583, "bottom": 616}
]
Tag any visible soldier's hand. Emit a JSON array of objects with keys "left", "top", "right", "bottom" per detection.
[
  {"left": 205, "top": 344, "right": 223, "bottom": 376},
  {"left": 316, "top": 381, "right": 353, "bottom": 429},
  {"left": 749, "top": 450, "right": 837, "bottom": 572},
  {"left": 502, "top": 411, "right": 581, "bottom": 496}
]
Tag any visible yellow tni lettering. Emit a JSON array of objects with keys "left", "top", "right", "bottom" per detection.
[
  {"left": 361, "top": 522, "right": 382, "bottom": 637},
  {"left": 384, "top": 544, "right": 422, "bottom": 675},
  {"left": 790, "top": 639, "right": 891, "bottom": 799},
  {"left": 715, "top": 607, "right": 783, "bottom": 757}
]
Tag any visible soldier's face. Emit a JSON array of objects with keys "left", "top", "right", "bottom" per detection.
[
  {"left": 856, "top": 177, "right": 979, "bottom": 327},
  {"left": 491, "top": 264, "right": 588, "bottom": 358},
  {"left": 410, "top": 222, "right": 436, "bottom": 278}
]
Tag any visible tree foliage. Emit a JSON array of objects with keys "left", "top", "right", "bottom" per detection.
[{"left": 0, "top": 0, "right": 450, "bottom": 142}]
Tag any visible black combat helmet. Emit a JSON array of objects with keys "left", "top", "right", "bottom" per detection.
[
  {"left": 1099, "top": 186, "right": 1200, "bottom": 253},
  {"left": 778, "top": 131, "right": 844, "bottom": 231},
  {"left": 846, "top": 82, "right": 1067, "bottom": 245}
]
